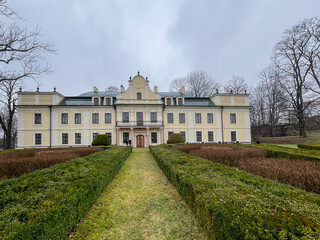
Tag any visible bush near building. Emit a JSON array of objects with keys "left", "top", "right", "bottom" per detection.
[
  {"left": 91, "top": 134, "right": 111, "bottom": 146},
  {"left": 167, "top": 133, "right": 185, "bottom": 144},
  {"left": 150, "top": 144, "right": 320, "bottom": 239},
  {"left": 0, "top": 146, "right": 132, "bottom": 240}
]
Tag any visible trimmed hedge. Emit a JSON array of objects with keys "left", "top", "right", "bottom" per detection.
[
  {"left": 0, "top": 146, "right": 132, "bottom": 240},
  {"left": 92, "top": 134, "right": 111, "bottom": 146},
  {"left": 167, "top": 133, "right": 185, "bottom": 144},
  {"left": 150, "top": 144, "right": 320, "bottom": 239},
  {"left": 298, "top": 143, "right": 320, "bottom": 151}
]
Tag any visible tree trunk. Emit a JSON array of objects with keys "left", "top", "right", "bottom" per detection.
[{"left": 4, "top": 131, "right": 12, "bottom": 149}]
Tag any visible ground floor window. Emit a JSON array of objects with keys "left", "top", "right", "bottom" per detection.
[
  {"left": 75, "top": 133, "right": 81, "bottom": 144},
  {"left": 62, "top": 133, "right": 68, "bottom": 144},
  {"left": 231, "top": 131, "right": 237, "bottom": 142},
  {"left": 196, "top": 131, "right": 202, "bottom": 142},
  {"left": 208, "top": 131, "right": 214, "bottom": 142},
  {"left": 35, "top": 133, "right": 41, "bottom": 145},
  {"left": 180, "top": 131, "right": 186, "bottom": 141},
  {"left": 151, "top": 132, "right": 157, "bottom": 143},
  {"left": 105, "top": 132, "right": 112, "bottom": 144},
  {"left": 168, "top": 131, "right": 174, "bottom": 138},
  {"left": 93, "top": 132, "right": 99, "bottom": 141},
  {"left": 123, "top": 132, "right": 129, "bottom": 143}
]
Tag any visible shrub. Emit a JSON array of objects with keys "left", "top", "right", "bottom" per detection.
[
  {"left": 298, "top": 143, "right": 320, "bottom": 151},
  {"left": 167, "top": 133, "right": 185, "bottom": 144},
  {"left": 92, "top": 134, "right": 111, "bottom": 146},
  {"left": 0, "top": 146, "right": 132, "bottom": 240},
  {"left": 150, "top": 144, "right": 320, "bottom": 239}
]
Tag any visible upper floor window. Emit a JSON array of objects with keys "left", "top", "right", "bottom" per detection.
[
  {"left": 61, "top": 113, "right": 68, "bottom": 124},
  {"left": 105, "top": 113, "right": 112, "bottom": 124},
  {"left": 178, "top": 98, "right": 183, "bottom": 105},
  {"left": 207, "top": 113, "right": 213, "bottom": 123},
  {"left": 34, "top": 113, "right": 41, "bottom": 124},
  {"left": 167, "top": 113, "right": 174, "bottom": 123},
  {"left": 137, "top": 92, "right": 142, "bottom": 100},
  {"left": 230, "top": 113, "right": 237, "bottom": 124},
  {"left": 123, "top": 112, "right": 129, "bottom": 123},
  {"left": 92, "top": 113, "right": 99, "bottom": 124},
  {"left": 151, "top": 112, "right": 157, "bottom": 123},
  {"left": 74, "top": 113, "right": 81, "bottom": 124},
  {"left": 93, "top": 97, "right": 99, "bottom": 105},
  {"left": 195, "top": 113, "right": 202, "bottom": 123},
  {"left": 166, "top": 98, "right": 172, "bottom": 105},
  {"left": 106, "top": 97, "right": 112, "bottom": 105},
  {"left": 179, "top": 113, "right": 185, "bottom": 124}
]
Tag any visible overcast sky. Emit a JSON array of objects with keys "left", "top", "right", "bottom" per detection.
[{"left": 6, "top": 0, "right": 320, "bottom": 96}]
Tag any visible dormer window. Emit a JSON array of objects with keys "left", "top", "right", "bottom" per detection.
[
  {"left": 93, "top": 97, "right": 99, "bottom": 105},
  {"left": 166, "top": 98, "right": 172, "bottom": 105},
  {"left": 177, "top": 97, "right": 184, "bottom": 105},
  {"left": 106, "top": 97, "right": 111, "bottom": 105},
  {"left": 137, "top": 92, "right": 142, "bottom": 100}
]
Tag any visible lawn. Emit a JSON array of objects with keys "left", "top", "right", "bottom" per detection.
[{"left": 71, "top": 148, "right": 206, "bottom": 240}]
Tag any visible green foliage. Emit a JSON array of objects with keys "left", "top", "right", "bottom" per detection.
[
  {"left": 149, "top": 144, "right": 320, "bottom": 239},
  {"left": 91, "top": 134, "right": 111, "bottom": 146},
  {"left": 0, "top": 146, "right": 132, "bottom": 240},
  {"left": 251, "top": 144, "right": 320, "bottom": 161},
  {"left": 167, "top": 133, "right": 185, "bottom": 144},
  {"left": 298, "top": 143, "right": 320, "bottom": 151}
]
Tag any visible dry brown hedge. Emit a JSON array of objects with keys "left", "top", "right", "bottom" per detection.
[
  {"left": 173, "top": 144, "right": 320, "bottom": 194},
  {"left": 0, "top": 147, "right": 103, "bottom": 179}
]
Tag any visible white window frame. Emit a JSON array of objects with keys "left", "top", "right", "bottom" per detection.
[
  {"left": 92, "top": 113, "right": 99, "bottom": 124},
  {"left": 230, "top": 113, "right": 237, "bottom": 124},
  {"left": 74, "top": 113, "right": 81, "bottom": 125},
  {"left": 34, "top": 113, "right": 42, "bottom": 125},
  {"left": 75, "top": 133, "right": 81, "bottom": 144},
  {"left": 35, "top": 133, "right": 42, "bottom": 145},
  {"left": 62, "top": 133, "right": 68, "bottom": 145},
  {"left": 61, "top": 113, "right": 68, "bottom": 125}
]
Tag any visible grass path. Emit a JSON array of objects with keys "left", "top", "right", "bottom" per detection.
[{"left": 71, "top": 148, "right": 207, "bottom": 240}]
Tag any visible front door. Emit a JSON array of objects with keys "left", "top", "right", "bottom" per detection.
[{"left": 136, "top": 135, "right": 144, "bottom": 147}]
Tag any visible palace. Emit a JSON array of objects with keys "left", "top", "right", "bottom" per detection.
[{"left": 17, "top": 73, "right": 251, "bottom": 148}]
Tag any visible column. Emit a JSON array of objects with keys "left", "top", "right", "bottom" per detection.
[
  {"left": 130, "top": 127, "right": 134, "bottom": 147},
  {"left": 160, "top": 127, "right": 163, "bottom": 144},
  {"left": 146, "top": 127, "right": 150, "bottom": 147}
]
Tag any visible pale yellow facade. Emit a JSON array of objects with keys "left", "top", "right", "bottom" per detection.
[{"left": 17, "top": 73, "right": 251, "bottom": 148}]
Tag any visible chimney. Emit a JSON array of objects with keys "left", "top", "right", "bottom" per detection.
[
  {"left": 179, "top": 86, "right": 185, "bottom": 95},
  {"left": 93, "top": 86, "right": 98, "bottom": 93},
  {"left": 120, "top": 85, "right": 125, "bottom": 93},
  {"left": 154, "top": 86, "right": 158, "bottom": 93}
]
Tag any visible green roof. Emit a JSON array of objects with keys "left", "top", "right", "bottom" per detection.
[
  {"left": 158, "top": 92, "right": 195, "bottom": 98},
  {"left": 59, "top": 97, "right": 92, "bottom": 106},
  {"left": 78, "top": 91, "right": 119, "bottom": 97},
  {"left": 184, "top": 98, "right": 215, "bottom": 106}
]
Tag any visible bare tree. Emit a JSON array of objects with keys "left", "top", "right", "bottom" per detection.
[
  {"left": 272, "top": 18, "right": 319, "bottom": 137},
  {"left": 106, "top": 85, "right": 120, "bottom": 92},
  {"left": 0, "top": 79, "right": 19, "bottom": 149},
  {"left": 186, "top": 71, "right": 220, "bottom": 97},
  {"left": 223, "top": 75, "right": 248, "bottom": 94},
  {"left": 0, "top": 0, "right": 16, "bottom": 18},
  {"left": 169, "top": 77, "right": 186, "bottom": 92}
]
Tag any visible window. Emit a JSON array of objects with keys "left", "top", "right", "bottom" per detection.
[
  {"left": 208, "top": 131, "right": 214, "bottom": 142},
  {"left": 178, "top": 98, "right": 183, "bottom": 105},
  {"left": 195, "top": 113, "right": 202, "bottom": 123},
  {"left": 196, "top": 131, "right": 202, "bottom": 142},
  {"left": 179, "top": 113, "right": 185, "bottom": 124},
  {"left": 105, "top": 113, "right": 112, "bottom": 124},
  {"left": 62, "top": 133, "right": 68, "bottom": 144},
  {"left": 92, "top": 113, "right": 99, "bottom": 124},
  {"left": 167, "top": 113, "right": 174, "bottom": 123},
  {"left": 207, "top": 113, "right": 213, "bottom": 123},
  {"left": 106, "top": 97, "right": 111, "bottom": 105},
  {"left": 93, "top": 132, "right": 99, "bottom": 140},
  {"left": 166, "top": 98, "right": 171, "bottom": 105},
  {"left": 61, "top": 113, "right": 68, "bottom": 124},
  {"left": 180, "top": 131, "right": 186, "bottom": 141},
  {"left": 35, "top": 133, "right": 41, "bottom": 145},
  {"left": 151, "top": 112, "right": 157, "bottom": 123},
  {"left": 137, "top": 92, "right": 142, "bottom": 100},
  {"left": 151, "top": 132, "right": 157, "bottom": 143},
  {"left": 123, "top": 112, "right": 129, "bottom": 123},
  {"left": 137, "top": 112, "right": 143, "bottom": 126},
  {"left": 123, "top": 132, "right": 129, "bottom": 143},
  {"left": 231, "top": 131, "right": 237, "bottom": 142},
  {"left": 168, "top": 131, "right": 174, "bottom": 138},
  {"left": 74, "top": 113, "right": 81, "bottom": 124},
  {"left": 93, "top": 97, "right": 99, "bottom": 105},
  {"left": 75, "top": 133, "right": 81, "bottom": 144},
  {"left": 230, "top": 113, "right": 237, "bottom": 124},
  {"left": 105, "top": 132, "right": 112, "bottom": 144},
  {"left": 34, "top": 113, "right": 41, "bottom": 124}
]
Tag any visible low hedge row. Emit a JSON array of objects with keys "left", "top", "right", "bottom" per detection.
[
  {"left": 0, "top": 146, "right": 132, "bottom": 240},
  {"left": 298, "top": 143, "right": 320, "bottom": 151},
  {"left": 150, "top": 144, "right": 320, "bottom": 239}
]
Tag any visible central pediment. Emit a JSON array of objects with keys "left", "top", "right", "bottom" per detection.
[{"left": 116, "top": 73, "right": 162, "bottom": 104}]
